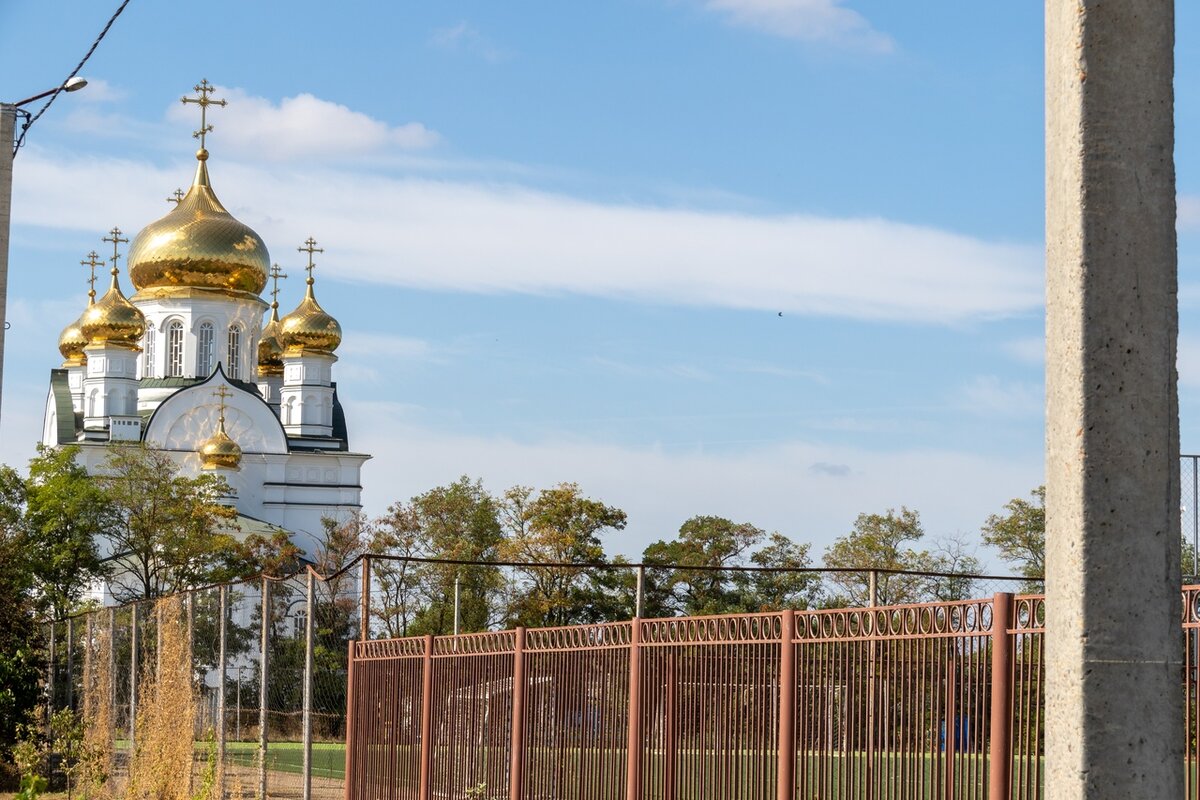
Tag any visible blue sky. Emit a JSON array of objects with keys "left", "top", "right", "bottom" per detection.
[{"left": 2, "top": 1, "right": 1198, "bottom": 565}]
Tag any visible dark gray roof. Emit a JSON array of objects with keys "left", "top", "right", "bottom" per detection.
[{"left": 48, "top": 369, "right": 79, "bottom": 444}]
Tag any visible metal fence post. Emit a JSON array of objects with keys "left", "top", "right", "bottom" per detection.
[
  {"left": 635, "top": 565, "right": 645, "bottom": 618},
  {"left": 129, "top": 603, "right": 138, "bottom": 749},
  {"left": 989, "top": 593, "right": 1014, "bottom": 800},
  {"left": 776, "top": 610, "right": 796, "bottom": 800},
  {"left": 625, "top": 618, "right": 643, "bottom": 800},
  {"left": 360, "top": 556, "right": 371, "bottom": 641},
  {"left": 259, "top": 577, "right": 270, "bottom": 800},
  {"left": 302, "top": 570, "right": 315, "bottom": 800},
  {"left": 945, "top": 643, "right": 958, "bottom": 800},
  {"left": 663, "top": 650, "right": 677, "bottom": 800},
  {"left": 418, "top": 634, "right": 434, "bottom": 800},
  {"left": 47, "top": 622, "right": 55, "bottom": 720},
  {"left": 107, "top": 608, "right": 116, "bottom": 715},
  {"left": 217, "top": 585, "right": 227, "bottom": 796},
  {"left": 66, "top": 617, "right": 74, "bottom": 712},
  {"left": 343, "top": 639, "right": 358, "bottom": 800},
  {"left": 509, "top": 627, "right": 526, "bottom": 800}
]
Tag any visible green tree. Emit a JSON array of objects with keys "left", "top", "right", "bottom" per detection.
[
  {"left": 21, "top": 446, "right": 112, "bottom": 619},
  {"left": 643, "top": 516, "right": 761, "bottom": 616},
  {"left": 94, "top": 444, "right": 240, "bottom": 601},
  {"left": 981, "top": 486, "right": 1045, "bottom": 581},
  {"left": 823, "top": 507, "right": 931, "bottom": 606},
  {"left": 368, "top": 503, "right": 426, "bottom": 638},
  {"left": 500, "top": 483, "right": 627, "bottom": 626},
  {"left": 409, "top": 478, "right": 504, "bottom": 635},
  {"left": 748, "top": 532, "right": 822, "bottom": 611}
]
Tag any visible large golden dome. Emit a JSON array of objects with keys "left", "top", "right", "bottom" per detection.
[
  {"left": 257, "top": 306, "right": 285, "bottom": 376},
  {"left": 80, "top": 268, "right": 146, "bottom": 349},
  {"left": 279, "top": 279, "right": 342, "bottom": 356},
  {"left": 127, "top": 153, "right": 270, "bottom": 299}
]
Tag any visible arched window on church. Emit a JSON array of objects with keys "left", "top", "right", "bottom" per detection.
[
  {"left": 142, "top": 326, "right": 156, "bottom": 378},
  {"left": 227, "top": 325, "right": 242, "bottom": 380},
  {"left": 196, "top": 321, "right": 214, "bottom": 376},
  {"left": 166, "top": 321, "right": 184, "bottom": 377}
]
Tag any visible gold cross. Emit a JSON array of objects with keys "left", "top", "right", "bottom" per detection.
[
  {"left": 297, "top": 237, "right": 323, "bottom": 283},
  {"left": 213, "top": 385, "right": 233, "bottom": 425},
  {"left": 269, "top": 263, "right": 288, "bottom": 307},
  {"left": 180, "top": 79, "right": 227, "bottom": 151},
  {"left": 101, "top": 227, "right": 129, "bottom": 274},
  {"left": 167, "top": 188, "right": 185, "bottom": 205},
  {"left": 80, "top": 251, "right": 103, "bottom": 302}
]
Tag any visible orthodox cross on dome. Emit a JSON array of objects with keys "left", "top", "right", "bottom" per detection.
[
  {"left": 297, "top": 237, "right": 323, "bottom": 284},
  {"left": 212, "top": 385, "right": 233, "bottom": 426},
  {"left": 181, "top": 79, "right": 226, "bottom": 152},
  {"left": 81, "top": 251, "right": 103, "bottom": 303},
  {"left": 167, "top": 188, "right": 185, "bottom": 205},
  {"left": 101, "top": 227, "right": 129, "bottom": 275},
  {"left": 269, "top": 263, "right": 288, "bottom": 309}
]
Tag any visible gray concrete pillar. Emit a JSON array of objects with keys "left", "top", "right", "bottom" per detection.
[{"left": 1045, "top": 2, "right": 1182, "bottom": 797}]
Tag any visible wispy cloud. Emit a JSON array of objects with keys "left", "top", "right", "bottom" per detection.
[
  {"left": 702, "top": 0, "right": 894, "bottom": 52},
  {"left": 1000, "top": 336, "right": 1044, "bottom": 366},
  {"left": 430, "top": 22, "right": 510, "bottom": 62},
  {"left": 12, "top": 86, "right": 1041, "bottom": 325},
  {"left": 164, "top": 86, "right": 438, "bottom": 162},
  {"left": 958, "top": 375, "right": 1042, "bottom": 418}
]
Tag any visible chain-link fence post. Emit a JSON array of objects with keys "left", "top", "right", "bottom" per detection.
[
  {"left": 107, "top": 608, "right": 116, "bottom": 714},
  {"left": 635, "top": 565, "right": 645, "bottom": 619},
  {"left": 217, "top": 584, "right": 227, "bottom": 797},
  {"left": 46, "top": 621, "right": 55, "bottom": 724},
  {"left": 129, "top": 603, "right": 138, "bottom": 749},
  {"left": 259, "top": 577, "right": 270, "bottom": 800},
  {"left": 66, "top": 616, "right": 75, "bottom": 712},
  {"left": 302, "top": 569, "right": 315, "bottom": 800},
  {"left": 360, "top": 557, "right": 371, "bottom": 641}
]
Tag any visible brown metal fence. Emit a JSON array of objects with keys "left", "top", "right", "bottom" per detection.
[{"left": 345, "top": 592, "right": 1057, "bottom": 800}]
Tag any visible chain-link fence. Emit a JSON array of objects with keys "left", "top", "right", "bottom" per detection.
[{"left": 44, "top": 558, "right": 1039, "bottom": 799}]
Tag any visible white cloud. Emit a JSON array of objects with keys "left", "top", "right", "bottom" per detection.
[
  {"left": 1000, "top": 336, "right": 1044, "bottom": 366},
  {"left": 165, "top": 87, "right": 438, "bottom": 161},
  {"left": 959, "top": 375, "right": 1042, "bottom": 418},
  {"left": 703, "top": 0, "right": 894, "bottom": 52},
  {"left": 1180, "top": 335, "right": 1200, "bottom": 388},
  {"left": 1180, "top": 194, "right": 1200, "bottom": 231},
  {"left": 343, "top": 399, "right": 1041, "bottom": 563},
  {"left": 431, "top": 22, "right": 509, "bottom": 62},
  {"left": 11, "top": 152, "right": 1043, "bottom": 325}
]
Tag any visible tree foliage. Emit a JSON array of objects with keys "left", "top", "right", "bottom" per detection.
[{"left": 981, "top": 486, "right": 1045, "bottom": 580}]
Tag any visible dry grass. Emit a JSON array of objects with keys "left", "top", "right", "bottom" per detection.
[
  {"left": 81, "top": 617, "right": 115, "bottom": 799},
  {"left": 125, "top": 597, "right": 198, "bottom": 800}
]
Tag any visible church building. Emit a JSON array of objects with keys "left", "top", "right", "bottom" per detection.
[{"left": 39, "top": 80, "right": 370, "bottom": 562}]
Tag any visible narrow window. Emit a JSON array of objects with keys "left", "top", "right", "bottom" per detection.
[
  {"left": 227, "top": 325, "right": 242, "bottom": 380},
  {"left": 196, "top": 321, "right": 214, "bottom": 376},
  {"left": 166, "top": 321, "right": 184, "bottom": 377},
  {"left": 142, "top": 326, "right": 156, "bottom": 378}
]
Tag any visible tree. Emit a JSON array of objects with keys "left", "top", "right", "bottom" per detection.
[
  {"left": 0, "top": 467, "right": 41, "bottom": 786},
  {"left": 408, "top": 477, "right": 504, "bottom": 635},
  {"left": 823, "top": 507, "right": 931, "bottom": 606},
  {"left": 643, "top": 516, "right": 761, "bottom": 616},
  {"left": 923, "top": 533, "right": 984, "bottom": 601},
  {"left": 981, "top": 486, "right": 1045, "bottom": 581},
  {"left": 748, "top": 532, "right": 822, "bottom": 611},
  {"left": 21, "top": 446, "right": 112, "bottom": 619},
  {"left": 368, "top": 503, "right": 426, "bottom": 638},
  {"left": 500, "top": 483, "right": 627, "bottom": 627},
  {"left": 93, "top": 444, "right": 240, "bottom": 601}
]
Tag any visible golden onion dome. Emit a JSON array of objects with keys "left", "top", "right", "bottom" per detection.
[
  {"left": 257, "top": 306, "right": 285, "bottom": 376},
  {"left": 126, "top": 152, "right": 270, "bottom": 300},
  {"left": 58, "top": 312, "right": 89, "bottom": 367},
  {"left": 279, "top": 279, "right": 341, "bottom": 356},
  {"left": 80, "top": 268, "right": 146, "bottom": 349},
  {"left": 199, "top": 421, "right": 242, "bottom": 470}
]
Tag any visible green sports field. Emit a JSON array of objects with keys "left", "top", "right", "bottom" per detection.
[{"left": 224, "top": 741, "right": 346, "bottom": 779}]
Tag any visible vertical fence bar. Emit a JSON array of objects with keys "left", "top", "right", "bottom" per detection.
[
  {"left": 217, "top": 585, "right": 227, "bottom": 796},
  {"left": 129, "top": 604, "right": 138, "bottom": 749},
  {"left": 635, "top": 566, "right": 645, "bottom": 619},
  {"left": 360, "top": 557, "right": 371, "bottom": 641},
  {"left": 46, "top": 622, "right": 55, "bottom": 723},
  {"left": 777, "top": 610, "right": 796, "bottom": 800},
  {"left": 509, "top": 627, "right": 526, "bottom": 800},
  {"left": 66, "top": 617, "right": 74, "bottom": 711},
  {"left": 945, "top": 645, "right": 957, "bottom": 800},
  {"left": 626, "top": 618, "right": 643, "bottom": 800},
  {"left": 107, "top": 608, "right": 116, "bottom": 714},
  {"left": 989, "top": 593, "right": 1014, "bottom": 800},
  {"left": 259, "top": 577, "right": 270, "bottom": 800},
  {"left": 302, "top": 570, "right": 315, "bottom": 800},
  {"left": 343, "top": 639, "right": 357, "bottom": 800},
  {"left": 664, "top": 650, "right": 677, "bottom": 800},
  {"left": 418, "top": 634, "right": 434, "bottom": 800}
]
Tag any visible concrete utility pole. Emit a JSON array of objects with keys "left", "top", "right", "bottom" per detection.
[
  {"left": 0, "top": 106, "right": 14, "bottom": 426},
  {"left": 1045, "top": 2, "right": 1182, "bottom": 797}
]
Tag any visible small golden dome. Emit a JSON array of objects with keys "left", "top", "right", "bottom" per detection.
[
  {"left": 58, "top": 314, "right": 89, "bottom": 367},
  {"left": 257, "top": 306, "right": 285, "bottom": 377},
  {"left": 199, "top": 424, "right": 242, "bottom": 470},
  {"left": 80, "top": 268, "right": 146, "bottom": 349},
  {"left": 127, "top": 155, "right": 270, "bottom": 300},
  {"left": 279, "top": 280, "right": 341, "bottom": 356}
]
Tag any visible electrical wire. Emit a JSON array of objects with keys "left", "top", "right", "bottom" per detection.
[{"left": 12, "top": 0, "right": 134, "bottom": 156}]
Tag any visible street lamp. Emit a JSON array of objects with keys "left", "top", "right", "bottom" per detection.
[{"left": 0, "top": 77, "right": 89, "bottom": 426}]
